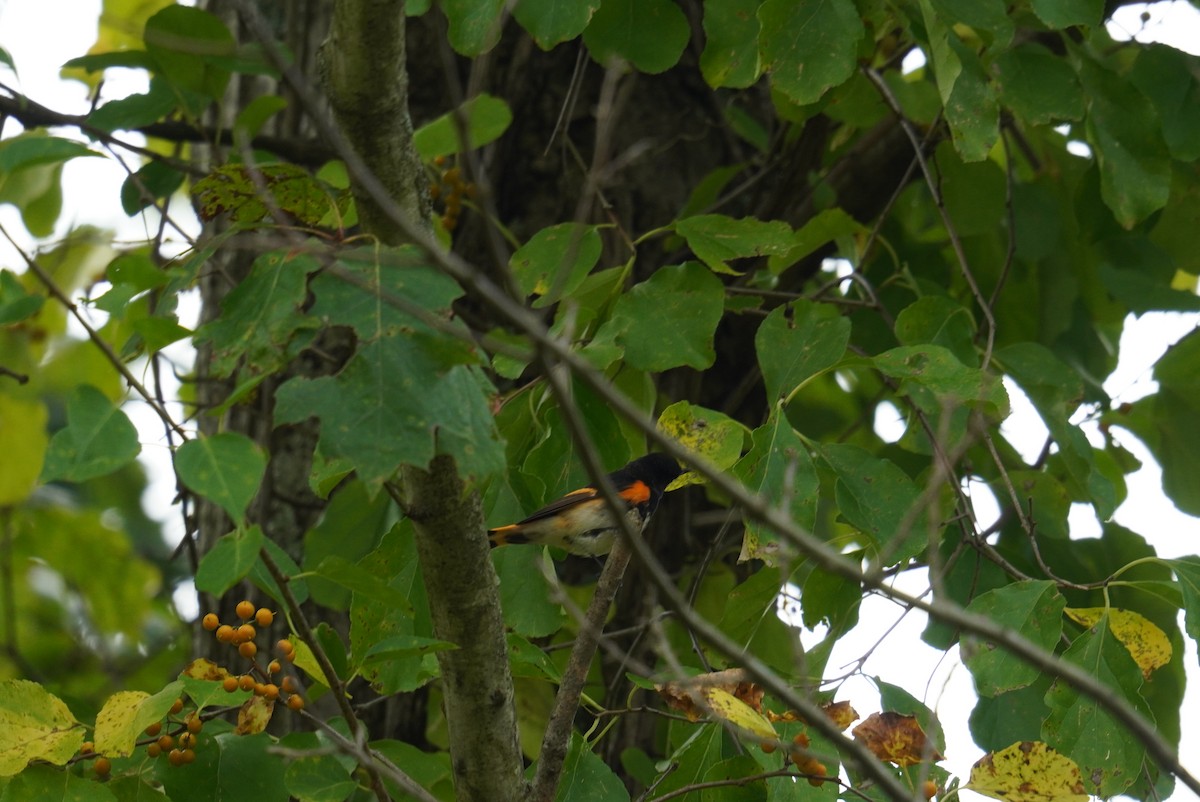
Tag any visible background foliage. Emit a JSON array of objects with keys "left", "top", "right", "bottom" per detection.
[{"left": 1, "top": 0, "right": 1199, "bottom": 801}]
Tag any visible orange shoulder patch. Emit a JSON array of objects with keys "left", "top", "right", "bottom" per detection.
[{"left": 620, "top": 480, "right": 651, "bottom": 505}]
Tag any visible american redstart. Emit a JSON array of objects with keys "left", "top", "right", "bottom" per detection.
[{"left": 488, "top": 453, "right": 684, "bottom": 556}]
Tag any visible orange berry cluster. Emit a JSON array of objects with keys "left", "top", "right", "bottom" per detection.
[
  {"left": 429, "top": 155, "right": 477, "bottom": 233},
  {"left": 785, "top": 732, "right": 829, "bottom": 787},
  {"left": 203, "top": 601, "right": 304, "bottom": 711},
  {"left": 81, "top": 695, "right": 204, "bottom": 778}
]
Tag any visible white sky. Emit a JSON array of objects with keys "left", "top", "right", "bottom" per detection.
[{"left": 1, "top": 1, "right": 1198, "bottom": 799}]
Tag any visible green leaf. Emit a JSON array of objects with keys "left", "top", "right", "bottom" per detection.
[
  {"left": 0, "top": 46, "right": 13, "bottom": 71},
  {"left": 759, "top": 0, "right": 863, "bottom": 105},
  {"left": 63, "top": 50, "right": 156, "bottom": 74},
  {"left": 557, "top": 732, "right": 633, "bottom": 801},
  {"left": 312, "top": 246, "right": 466, "bottom": 340},
  {"left": 492, "top": 547, "right": 564, "bottom": 637},
  {"left": 1144, "top": 329, "right": 1200, "bottom": 515},
  {"left": 275, "top": 338, "right": 503, "bottom": 485},
  {"left": 732, "top": 409, "right": 818, "bottom": 564},
  {"left": 608, "top": 262, "right": 724, "bottom": 371},
  {"left": 993, "top": 43, "right": 1084, "bottom": 125},
  {"left": 969, "top": 676, "right": 1053, "bottom": 751},
  {"left": 195, "top": 526, "right": 265, "bottom": 596},
  {"left": 938, "top": 143, "right": 1007, "bottom": 237},
  {"left": 120, "top": 158, "right": 185, "bottom": 215},
  {"left": 351, "top": 524, "right": 440, "bottom": 693},
  {"left": 874, "top": 345, "right": 1009, "bottom": 419},
  {"left": 0, "top": 396, "right": 47, "bottom": 504},
  {"left": 303, "top": 480, "right": 392, "bottom": 609},
  {"left": 283, "top": 732, "right": 357, "bottom": 802},
  {"left": 998, "top": 471, "right": 1070, "bottom": 540},
  {"left": 143, "top": 5, "right": 235, "bottom": 102},
  {"left": 194, "top": 249, "right": 316, "bottom": 377},
  {"left": 441, "top": 0, "right": 506, "bottom": 55},
  {"left": 311, "top": 556, "right": 415, "bottom": 611},
  {"left": 920, "top": 2, "right": 998, "bottom": 161},
  {"left": 582, "top": 0, "right": 690, "bottom": 74},
  {"left": 961, "top": 580, "right": 1065, "bottom": 696},
  {"left": 768, "top": 208, "right": 865, "bottom": 274},
  {"left": 0, "top": 269, "right": 44, "bottom": 324},
  {"left": 40, "top": 384, "right": 141, "bottom": 483},
  {"left": 174, "top": 433, "right": 267, "bottom": 526},
  {"left": 106, "top": 253, "right": 171, "bottom": 293},
  {"left": 514, "top": 0, "right": 601, "bottom": 49},
  {"left": 1030, "top": 0, "right": 1102, "bottom": 29},
  {"left": 700, "top": 0, "right": 761, "bottom": 88},
  {"left": 755, "top": 301, "right": 850, "bottom": 403},
  {"left": 1042, "top": 616, "right": 1150, "bottom": 797},
  {"left": 0, "top": 134, "right": 98, "bottom": 172},
  {"left": 894, "top": 296, "right": 977, "bottom": 366},
  {"left": 929, "top": 0, "right": 1012, "bottom": 48},
  {"left": 1079, "top": 58, "right": 1171, "bottom": 229},
  {"left": 997, "top": 342, "right": 1116, "bottom": 519},
  {"left": 192, "top": 163, "right": 332, "bottom": 226},
  {"left": 1130, "top": 45, "right": 1200, "bottom": 162},
  {"left": 0, "top": 679, "right": 82, "bottom": 775},
  {"left": 1170, "top": 557, "right": 1200, "bottom": 664},
  {"left": 361, "top": 635, "right": 458, "bottom": 664},
  {"left": 413, "top": 93, "right": 513, "bottom": 158},
  {"left": 675, "top": 214, "right": 794, "bottom": 274},
  {"left": 372, "top": 740, "right": 454, "bottom": 800},
  {"left": 87, "top": 77, "right": 178, "bottom": 132},
  {"left": 820, "top": 443, "right": 936, "bottom": 566},
  {"left": 156, "top": 732, "right": 288, "bottom": 802},
  {"left": 511, "top": 223, "right": 603, "bottom": 307}
]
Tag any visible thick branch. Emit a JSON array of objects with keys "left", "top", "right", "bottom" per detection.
[
  {"left": 320, "top": 0, "right": 430, "bottom": 244},
  {"left": 0, "top": 92, "right": 333, "bottom": 167},
  {"left": 391, "top": 458, "right": 525, "bottom": 802}
]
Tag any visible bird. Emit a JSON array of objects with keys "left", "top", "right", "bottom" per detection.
[{"left": 488, "top": 453, "right": 684, "bottom": 556}]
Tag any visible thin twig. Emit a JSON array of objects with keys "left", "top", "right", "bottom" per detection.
[{"left": 0, "top": 225, "right": 189, "bottom": 440}]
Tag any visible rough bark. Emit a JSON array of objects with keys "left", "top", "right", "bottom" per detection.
[{"left": 397, "top": 458, "right": 525, "bottom": 802}]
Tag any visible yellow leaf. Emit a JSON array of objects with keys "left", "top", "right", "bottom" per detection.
[
  {"left": 94, "top": 682, "right": 185, "bottom": 757},
  {"left": 94, "top": 690, "right": 149, "bottom": 758},
  {"left": 1064, "top": 607, "right": 1171, "bottom": 678},
  {"left": 237, "top": 694, "right": 275, "bottom": 735},
  {"left": 966, "top": 741, "right": 1088, "bottom": 802},
  {"left": 656, "top": 401, "right": 748, "bottom": 490},
  {"left": 0, "top": 679, "right": 83, "bottom": 776},
  {"left": 702, "top": 687, "right": 777, "bottom": 741}
]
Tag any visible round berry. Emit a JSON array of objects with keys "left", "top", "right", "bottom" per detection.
[
  {"left": 147, "top": 743, "right": 161, "bottom": 758},
  {"left": 182, "top": 748, "right": 196, "bottom": 764},
  {"left": 186, "top": 715, "right": 203, "bottom": 734},
  {"left": 235, "top": 624, "right": 256, "bottom": 643},
  {"left": 80, "top": 741, "right": 94, "bottom": 755},
  {"left": 253, "top": 683, "right": 267, "bottom": 696},
  {"left": 157, "top": 735, "right": 174, "bottom": 751},
  {"left": 806, "top": 762, "right": 828, "bottom": 787},
  {"left": 268, "top": 660, "right": 282, "bottom": 674},
  {"left": 922, "top": 780, "right": 938, "bottom": 800},
  {"left": 255, "top": 608, "right": 273, "bottom": 627},
  {"left": 761, "top": 741, "right": 777, "bottom": 754},
  {"left": 222, "top": 676, "right": 239, "bottom": 693},
  {"left": 239, "top": 675, "right": 255, "bottom": 692},
  {"left": 281, "top": 676, "right": 297, "bottom": 694},
  {"left": 287, "top": 694, "right": 305, "bottom": 711},
  {"left": 263, "top": 684, "right": 279, "bottom": 700},
  {"left": 145, "top": 721, "right": 162, "bottom": 737},
  {"left": 93, "top": 756, "right": 111, "bottom": 777},
  {"left": 202, "top": 613, "right": 219, "bottom": 631},
  {"left": 169, "top": 698, "right": 184, "bottom": 715},
  {"left": 215, "top": 625, "right": 234, "bottom": 643},
  {"left": 236, "top": 600, "right": 255, "bottom": 619},
  {"left": 168, "top": 748, "right": 184, "bottom": 767},
  {"left": 238, "top": 641, "right": 257, "bottom": 658}
]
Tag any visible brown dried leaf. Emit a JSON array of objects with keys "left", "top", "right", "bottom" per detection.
[
  {"left": 181, "top": 658, "right": 231, "bottom": 682},
  {"left": 852, "top": 711, "right": 944, "bottom": 766}
]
